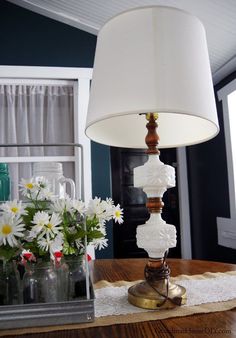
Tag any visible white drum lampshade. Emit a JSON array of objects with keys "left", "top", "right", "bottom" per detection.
[{"left": 86, "top": 6, "right": 219, "bottom": 148}]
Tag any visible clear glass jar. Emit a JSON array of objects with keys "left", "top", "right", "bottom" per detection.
[
  {"left": 39, "top": 262, "right": 58, "bottom": 303},
  {"left": 65, "top": 256, "right": 87, "bottom": 300},
  {"left": 0, "top": 260, "right": 21, "bottom": 305},
  {"left": 23, "top": 260, "right": 69, "bottom": 304},
  {"left": 54, "top": 258, "right": 69, "bottom": 302},
  {"left": 23, "top": 263, "right": 40, "bottom": 304}
]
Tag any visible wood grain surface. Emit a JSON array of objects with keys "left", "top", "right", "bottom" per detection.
[{"left": 3, "top": 258, "right": 236, "bottom": 338}]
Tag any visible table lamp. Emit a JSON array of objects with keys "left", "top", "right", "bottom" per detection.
[{"left": 86, "top": 6, "right": 219, "bottom": 309}]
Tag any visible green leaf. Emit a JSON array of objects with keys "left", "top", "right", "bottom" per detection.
[
  {"left": 86, "top": 216, "right": 99, "bottom": 230},
  {"left": 62, "top": 240, "right": 77, "bottom": 255},
  {"left": 0, "top": 245, "right": 19, "bottom": 261},
  {"left": 87, "top": 230, "right": 103, "bottom": 240}
]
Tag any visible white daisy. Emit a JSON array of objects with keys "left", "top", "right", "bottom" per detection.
[
  {"left": 24, "top": 229, "right": 36, "bottom": 242},
  {"left": 0, "top": 214, "right": 25, "bottom": 247},
  {"left": 33, "top": 212, "right": 62, "bottom": 240},
  {"left": 105, "top": 198, "right": 115, "bottom": 217},
  {"left": 72, "top": 199, "right": 86, "bottom": 214},
  {"left": 37, "top": 233, "right": 63, "bottom": 259},
  {"left": 31, "top": 211, "right": 50, "bottom": 237},
  {"left": 75, "top": 238, "right": 85, "bottom": 251},
  {"left": 87, "top": 197, "right": 104, "bottom": 219},
  {"left": 50, "top": 234, "right": 64, "bottom": 262},
  {"left": 100, "top": 200, "right": 114, "bottom": 221},
  {"left": 38, "top": 188, "right": 54, "bottom": 201},
  {"left": 35, "top": 177, "right": 50, "bottom": 190},
  {"left": 1, "top": 199, "right": 28, "bottom": 216},
  {"left": 27, "top": 211, "right": 49, "bottom": 239},
  {"left": 98, "top": 224, "right": 107, "bottom": 236},
  {"left": 93, "top": 237, "right": 108, "bottom": 251},
  {"left": 35, "top": 178, "right": 54, "bottom": 201},
  {"left": 37, "top": 237, "right": 51, "bottom": 252},
  {"left": 87, "top": 197, "right": 117, "bottom": 221},
  {"left": 106, "top": 198, "right": 114, "bottom": 206},
  {"left": 51, "top": 197, "right": 73, "bottom": 215},
  {"left": 19, "top": 178, "right": 37, "bottom": 197},
  {"left": 113, "top": 204, "right": 124, "bottom": 224}
]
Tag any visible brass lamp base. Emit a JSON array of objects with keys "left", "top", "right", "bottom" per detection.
[
  {"left": 128, "top": 279, "right": 186, "bottom": 310},
  {"left": 128, "top": 258, "right": 187, "bottom": 310}
]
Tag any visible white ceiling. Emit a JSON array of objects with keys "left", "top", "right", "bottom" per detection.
[{"left": 8, "top": 0, "right": 236, "bottom": 84}]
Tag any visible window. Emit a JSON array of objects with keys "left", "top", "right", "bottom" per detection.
[
  {"left": 217, "top": 78, "right": 236, "bottom": 249},
  {"left": 228, "top": 90, "right": 236, "bottom": 204},
  {"left": 0, "top": 66, "right": 92, "bottom": 203}
]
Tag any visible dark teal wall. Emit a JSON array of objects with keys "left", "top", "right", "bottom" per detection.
[
  {"left": 91, "top": 143, "right": 113, "bottom": 258},
  {"left": 0, "top": 1, "right": 113, "bottom": 258},
  {"left": 187, "top": 71, "right": 236, "bottom": 263},
  {"left": 0, "top": 1, "right": 96, "bottom": 67}
]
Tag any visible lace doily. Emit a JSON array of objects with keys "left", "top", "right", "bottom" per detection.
[{"left": 94, "top": 275, "right": 236, "bottom": 317}]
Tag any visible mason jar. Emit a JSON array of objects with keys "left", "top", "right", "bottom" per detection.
[
  {"left": 65, "top": 256, "right": 87, "bottom": 300},
  {"left": 0, "top": 260, "right": 21, "bottom": 305},
  {"left": 23, "top": 262, "right": 40, "bottom": 304},
  {"left": 23, "top": 260, "right": 69, "bottom": 304}
]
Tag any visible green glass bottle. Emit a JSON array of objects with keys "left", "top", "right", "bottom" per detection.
[{"left": 0, "top": 163, "right": 10, "bottom": 202}]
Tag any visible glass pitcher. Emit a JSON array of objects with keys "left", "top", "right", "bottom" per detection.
[{"left": 33, "top": 162, "right": 75, "bottom": 199}]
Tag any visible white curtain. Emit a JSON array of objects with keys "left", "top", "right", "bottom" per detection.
[{"left": 0, "top": 84, "right": 74, "bottom": 199}]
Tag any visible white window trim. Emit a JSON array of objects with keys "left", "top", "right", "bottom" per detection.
[
  {"left": 217, "top": 78, "right": 236, "bottom": 249},
  {"left": 177, "top": 147, "right": 192, "bottom": 259},
  {"left": 0, "top": 65, "right": 93, "bottom": 204}
]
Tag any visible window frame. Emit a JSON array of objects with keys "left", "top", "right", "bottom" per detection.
[
  {"left": 217, "top": 78, "right": 236, "bottom": 249},
  {"left": 0, "top": 65, "right": 93, "bottom": 203}
]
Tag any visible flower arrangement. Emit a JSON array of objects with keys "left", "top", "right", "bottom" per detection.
[{"left": 0, "top": 178, "right": 123, "bottom": 262}]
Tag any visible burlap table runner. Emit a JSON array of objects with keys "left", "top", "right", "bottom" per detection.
[{"left": 1, "top": 271, "right": 236, "bottom": 336}]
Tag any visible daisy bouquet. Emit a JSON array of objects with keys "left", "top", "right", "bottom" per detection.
[{"left": 0, "top": 178, "right": 123, "bottom": 262}]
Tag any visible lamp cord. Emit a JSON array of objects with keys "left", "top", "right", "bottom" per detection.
[{"left": 144, "top": 252, "right": 182, "bottom": 307}]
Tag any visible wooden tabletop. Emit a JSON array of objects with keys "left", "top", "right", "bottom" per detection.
[{"left": 5, "top": 258, "right": 236, "bottom": 338}]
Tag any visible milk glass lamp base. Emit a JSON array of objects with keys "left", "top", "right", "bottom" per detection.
[{"left": 128, "top": 279, "right": 186, "bottom": 310}]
